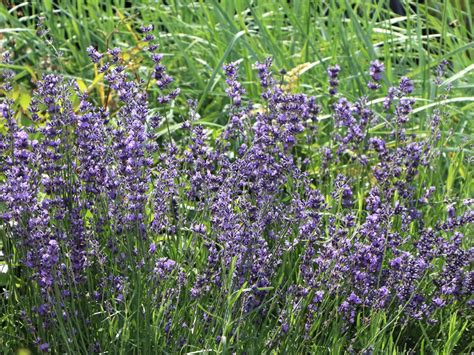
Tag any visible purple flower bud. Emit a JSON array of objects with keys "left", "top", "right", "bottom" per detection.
[
  {"left": 327, "top": 64, "right": 341, "bottom": 95},
  {"left": 369, "top": 60, "right": 385, "bottom": 81},
  {"left": 86, "top": 46, "right": 102, "bottom": 63},
  {"left": 140, "top": 24, "right": 153, "bottom": 33},
  {"left": 399, "top": 76, "right": 414, "bottom": 94},
  {"left": 432, "top": 297, "right": 446, "bottom": 308}
]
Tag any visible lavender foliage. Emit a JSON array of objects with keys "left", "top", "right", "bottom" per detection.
[{"left": 0, "top": 36, "right": 472, "bottom": 353}]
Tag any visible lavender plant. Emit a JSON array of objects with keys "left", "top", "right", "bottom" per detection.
[{"left": 0, "top": 28, "right": 472, "bottom": 353}]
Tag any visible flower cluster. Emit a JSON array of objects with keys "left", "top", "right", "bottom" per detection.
[{"left": 0, "top": 33, "right": 471, "bottom": 353}]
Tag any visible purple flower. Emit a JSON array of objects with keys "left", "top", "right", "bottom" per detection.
[
  {"left": 154, "top": 258, "right": 177, "bottom": 279},
  {"left": 192, "top": 224, "right": 207, "bottom": 234},
  {"left": 347, "top": 292, "right": 362, "bottom": 305},
  {"left": 369, "top": 60, "right": 385, "bottom": 81},
  {"left": 435, "top": 60, "right": 449, "bottom": 84},
  {"left": 223, "top": 61, "right": 245, "bottom": 106},
  {"left": 86, "top": 46, "right": 102, "bottom": 63},
  {"left": 432, "top": 297, "right": 446, "bottom": 308},
  {"left": 327, "top": 64, "right": 341, "bottom": 95},
  {"left": 255, "top": 57, "right": 274, "bottom": 89},
  {"left": 139, "top": 24, "right": 153, "bottom": 33},
  {"left": 39, "top": 343, "right": 50, "bottom": 352},
  {"left": 313, "top": 290, "right": 325, "bottom": 303},
  {"left": 383, "top": 87, "right": 397, "bottom": 110},
  {"left": 368, "top": 60, "right": 384, "bottom": 90},
  {"left": 399, "top": 77, "right": 414, "bottom": 94}
]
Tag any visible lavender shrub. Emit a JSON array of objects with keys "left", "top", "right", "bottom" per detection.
[{"left": 0, "top": 29, "right": 472, "bottom": 353}]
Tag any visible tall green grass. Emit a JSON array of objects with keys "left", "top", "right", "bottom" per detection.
[{"left": 1, "top": 1, "right": 473, "bottom": 112}]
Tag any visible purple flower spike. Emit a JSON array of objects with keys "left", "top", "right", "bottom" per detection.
[
  {"left": 399, "top": 77, "right": 414, "bottom": 94},
  {"left": 368, "top": 60, "right": 385, "bottom": 89},
  {"left": 328, "top": 64, "right": 341, "bottom": 95},
  {"left": 369, "top": 60, "right": 385, "bottom": 81}
]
